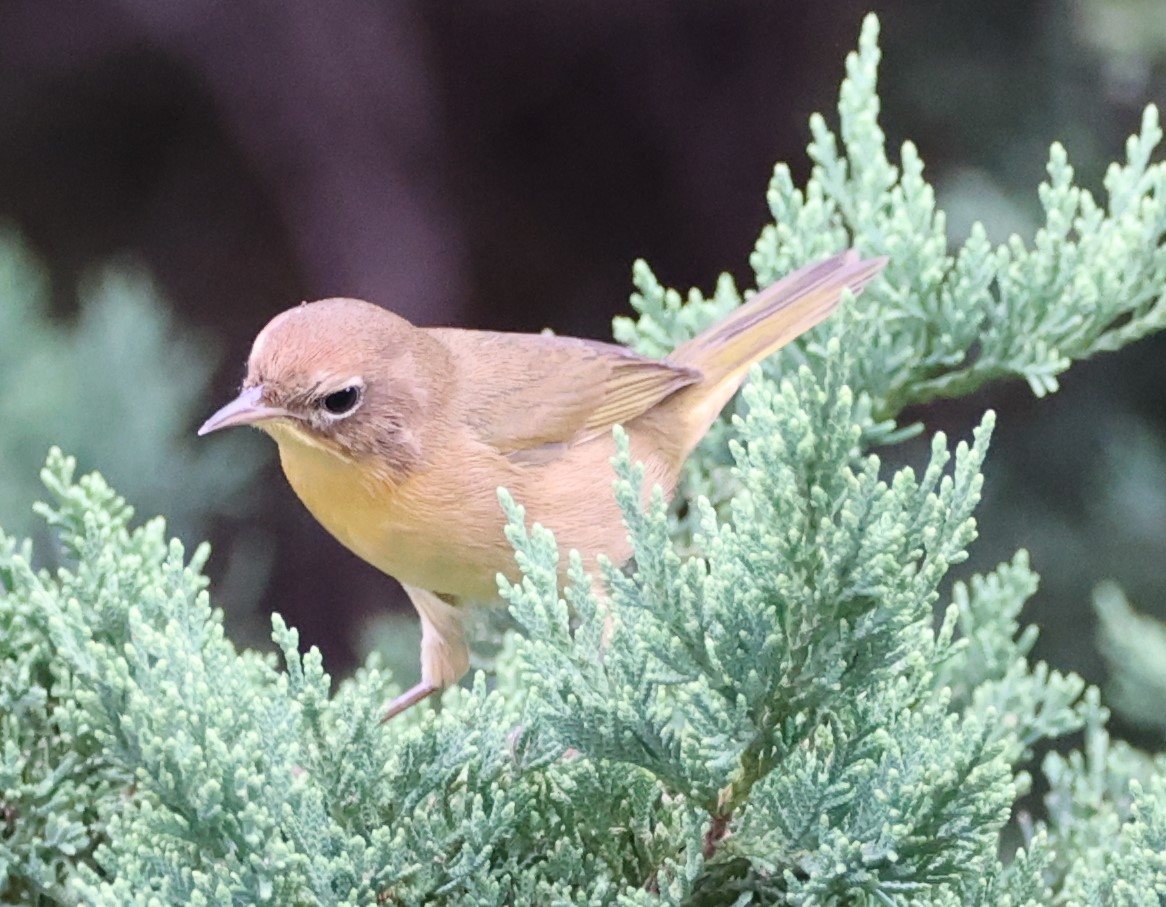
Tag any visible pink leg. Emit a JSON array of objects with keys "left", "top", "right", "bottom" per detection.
[{"left": 380, "top": 584, "right": 469, "bottom": 722}]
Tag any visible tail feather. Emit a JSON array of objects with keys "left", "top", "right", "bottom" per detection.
[
  {"left": 670, "top": 251, "right": 885, "bottom": 379},
  {"left": 665, "top": 251, "right": 886, "bottom": 448}
]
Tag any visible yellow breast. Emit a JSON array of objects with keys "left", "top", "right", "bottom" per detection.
[
  {"left": 265, "top": 419, "right": 680, "bottom": 604},
  {"left": 267, "top": 422, "right": 512, "bottom": 601}
]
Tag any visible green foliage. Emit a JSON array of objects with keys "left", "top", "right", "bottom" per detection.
[
  {"left": 502, "top": 364, "right": 1020, "bottom": 903},
  {"left": 3, "top": 12, "right": 1166, "bottom": 906},
  {"left": 1038, "top": 692, "right": 1166, "bottom": 904},
  {"left": 619, "top": 15, "right": 1166, "bottom": 541},
  {"left": 617, "top": 17, "right": 1166, "bottom": 430},
  {"left": 1095, "top": 583, "right": 1166, "bottom": 739},
  {"left": 937, "top": 552, "right": 1087, "bottom": 770},
  {"left": 0, "top": 232, "right": 265, "bottom": 545}
]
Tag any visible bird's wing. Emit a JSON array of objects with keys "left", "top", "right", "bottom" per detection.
[{"left": 429, "top": 329, "right": 702, "bottom": 460}]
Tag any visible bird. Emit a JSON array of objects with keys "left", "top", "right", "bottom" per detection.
[{"left": 199, "top": 250, "right": 885, "bottom": 719}]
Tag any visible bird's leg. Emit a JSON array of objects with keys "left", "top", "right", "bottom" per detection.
[
  {"left": 381, "top": 681, "right": 437, "bottom": 721},
  {"left": 381, "top": 584, "right": 469, "bottom": 722}
]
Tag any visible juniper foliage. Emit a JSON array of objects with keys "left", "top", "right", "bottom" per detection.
[
  {"left": 4, "top": 14, "right": 1166, "bottom": 906},
  {"left": 0, "top": 231, "right": 264, "bottom": 546}
]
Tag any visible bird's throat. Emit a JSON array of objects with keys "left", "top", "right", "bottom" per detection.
[{"left": 270, "top": 424, "right": 401, "bottom": 560}]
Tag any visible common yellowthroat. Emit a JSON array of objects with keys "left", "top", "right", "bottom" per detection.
[{"left": 199, "top": 251, "right": 885, "bottom": 718}]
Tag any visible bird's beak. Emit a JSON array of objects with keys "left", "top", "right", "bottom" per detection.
[{"left": 198, "top": 385, "right": 289, "bottom": 436}]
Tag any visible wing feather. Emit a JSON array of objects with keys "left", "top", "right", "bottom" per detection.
[{"left": 428, "top": 329, "right": 701, "bottom": 458}]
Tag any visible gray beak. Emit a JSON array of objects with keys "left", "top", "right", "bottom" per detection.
[{"left": 198, "top": 385, "right": 289, "bottom": 435}]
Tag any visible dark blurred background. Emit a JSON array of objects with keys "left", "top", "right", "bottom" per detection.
[{"left": 1, "top": 1, "right": 1164, "bottom": 715}]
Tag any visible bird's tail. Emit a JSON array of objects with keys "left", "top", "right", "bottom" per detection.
[{"left": 666, "top": 250, "right": 886, "bottom": 449}]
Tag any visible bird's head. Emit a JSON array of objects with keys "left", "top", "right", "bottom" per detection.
[{"left": 199, "top": 298, "right": 434, "bottom": 474}]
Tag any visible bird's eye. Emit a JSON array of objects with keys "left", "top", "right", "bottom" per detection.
[{"left": 321, "top": 386, "right": 362, "bottom": 416}]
